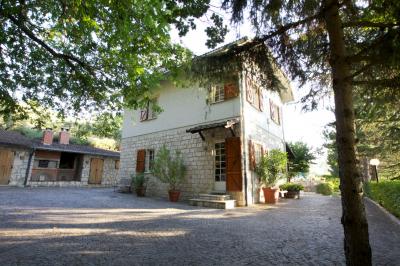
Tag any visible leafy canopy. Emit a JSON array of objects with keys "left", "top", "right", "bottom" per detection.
[
  {"left": 0, "top": 0, "right": 227, "bottom": 120},
  {"left": 287, "top": 141, "right": 316, "bottom": 179}
]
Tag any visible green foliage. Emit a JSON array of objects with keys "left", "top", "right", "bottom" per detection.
[
  {"left": 131, "top": 173, "right": 148, "bottom": 189},
  {"left": 364, "top": 181, "right": 400, "bottom": 218},
  {"left": 287, "top": 141, "right": 316, "bottom": 180},
  {"left": 0, "top": 1, "right": 227, "bottom": 121},
  {"left": 152, "top": 145, "right": 186, "bottom": 191},
  {"left": 279, "top": 183, "right": 304, "bottom": 192},
  {"left": 316, "top": 183, "right": 334, "bottom": 196},
  {"left": 256, "top": 149, "right": 288, "bottom": 187}
]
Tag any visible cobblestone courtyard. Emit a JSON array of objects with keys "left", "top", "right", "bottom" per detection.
[{"left": 0, "top": 187, "right": 399, "bottom": 265}]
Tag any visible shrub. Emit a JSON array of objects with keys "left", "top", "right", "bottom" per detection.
[
  {"left": 152, "top": 145, "right": 186, "bottom": 191},
  {"left": 316, "top": 182, "right": 334, "bottom": 195},
  {"left": 131, "top": 173, "right": 147, "bottom": 189},
  {"left": 256, "top": 149, "right": 287, "bottom": 187},
  {"left": 280, "top": 183, "right": 304, "bottom": 191},
  {"left": 364, "top": 180, "right": 400, "bottom": 218}
]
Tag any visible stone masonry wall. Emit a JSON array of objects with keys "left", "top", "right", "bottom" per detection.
[
  {"left": 8, "top": 149, "right": 32, "bottom": 186},
  {"left": 29, "top": 155, "right": 119, "bottom": 187},
  {"left": 119, "top": 123, "right": 245, "bottom": 205}
]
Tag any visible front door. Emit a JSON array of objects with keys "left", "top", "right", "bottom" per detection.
[
  {"left": 89, "top": 158, "right": 104, "bottom": 184},
  {"left": 0, "top": 149, "right": 14, "bottom": 185},
  {"left": 214, "top": 142, "right": 226, "bottom": 192}
]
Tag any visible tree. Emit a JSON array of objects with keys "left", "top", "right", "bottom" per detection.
[
  {"left": 0, "top": 0, "right": 226, "bottom": 121},
  {"left": 323, "top": 123, "right": 339, "bottom": 177},
  {"left": 287, "top": 141, "right": 316, "bottom": 182},
  {"left": 188, "top": 0, "right": 400, "bottom": 264}
]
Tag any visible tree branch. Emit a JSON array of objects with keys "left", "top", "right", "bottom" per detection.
[
  {"left": 342, "top": 21, "right": 400, "bottom": 28},
  {"left": 353, "top": 77, "right": 400, "bottom": 87},
  {"left": 7, "top": 14, "right": 94, "bottom": 75}
]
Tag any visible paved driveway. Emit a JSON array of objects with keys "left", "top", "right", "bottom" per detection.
[{"left": 0, "top": 188, "right": 399, "bottom": 266}]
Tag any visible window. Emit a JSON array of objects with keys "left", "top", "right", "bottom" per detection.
[
  {"left": 145, "top": 149, "right": 155, "bottom": 172},
  {"left": 254, "top": 143, "right": 264, "bottom": 165},
  {"left": 34, "top": 159, "right": 58, "bottom": 169},
  {"left": 270, "top": 100, "right": 281, "bottom": 125},
  {"left": 115, "top": 160, "right": 120, "bottom": 169},
  {"left": 214, "top": 142, "right": 226, "bottom": 182},
  {"left": 210, "top": 84, "right": 225, "bottom": 103},
  {"left": 246, "top": 75, "right": 262, "bottom": 110},
  {"left": 140, "top": 101, "right": 157, "bottom": 122}
]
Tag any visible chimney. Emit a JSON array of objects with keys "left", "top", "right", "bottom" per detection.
[
  {"left": 42, "top": 128, "right": 53, "bottom": 145},
  {"left": 59, "top": 127, "right": 70, "bottom": 145}
]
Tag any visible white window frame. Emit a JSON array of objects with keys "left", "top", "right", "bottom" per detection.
[
  {"left": 214, "top": 141, "right": 226, "bottom": 182},
  {"left": 210, "top": 84, "right": 225, "bottom": 104},
  {"left": 145, "top": 149, "right": 155, "bottom": 172}
]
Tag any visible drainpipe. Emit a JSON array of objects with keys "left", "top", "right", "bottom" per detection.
[
  {"left": 24, "top": 149, "right": 35, "bottom": 186},
  {"left": 239, "top": 71, "right": 248, "bottom": 207}
]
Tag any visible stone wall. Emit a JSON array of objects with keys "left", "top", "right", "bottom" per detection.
[
  {"left": 119, "top": 122, "right": 246, "bottom": 205},
  {"left": 29, "top": 154, "right": 119, "bottom": 187},
  {"left": 8, "top": 149, "right": 33, "bottom": 186}
]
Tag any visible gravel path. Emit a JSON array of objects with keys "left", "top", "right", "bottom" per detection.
[{"left": 0, "top": 187, "right": 399, "bottom": 265}]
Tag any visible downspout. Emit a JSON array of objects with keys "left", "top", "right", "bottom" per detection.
[
  {"left": 239, "top": 71, "right": 248, "bottom": 207},
  {"left": 24, "top": 148, "right": 35, "bottom": 186}
]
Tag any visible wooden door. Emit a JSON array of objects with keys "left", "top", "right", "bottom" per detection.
[
  {"left": 225, "top": 137, "right": 242, "bottom": 191},
  {"left": 0, "top": 149, "right": 14, "bottom": 185},
  {"left": 89, "top": 158, "right": 104, "bottom": 184}
]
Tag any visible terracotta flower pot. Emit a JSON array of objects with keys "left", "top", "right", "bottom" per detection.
[
  {"left": 168, "top": 190, "right": 181, "bottom": 202},
  {"left": 262, "top": 187, "right": 280, "bottom": 204},
  {"left": 135, "top": 187, "right": 146, "bottom": 197}
]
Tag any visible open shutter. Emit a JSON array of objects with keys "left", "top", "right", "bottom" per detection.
[
  {"left": 226, "top": 137, "right": 242, "bottom": 192},
  {"left": 136, "top": 149, "right": 146, "bottom": 173},
  {"left": 224, "top": 82, "right": 239, "bottom": 99},
  {"left": 248, "top": 140, "right": 256, "bottom": 171}
]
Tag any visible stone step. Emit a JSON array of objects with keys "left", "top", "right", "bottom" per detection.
[
  {"left": 189, "top": 199, "right": 236, "bottom": 209},
  {"left": 198, "top": 193, "right": 231, "bottom": 201}
]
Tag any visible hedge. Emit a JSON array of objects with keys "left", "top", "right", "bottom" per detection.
[{"left": 364, "top": 180, "right": 400, "bottom": 218}]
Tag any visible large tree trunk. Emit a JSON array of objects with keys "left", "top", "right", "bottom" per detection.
[{"left": 323, "top": 0, "right": 372, "bottom": 265}]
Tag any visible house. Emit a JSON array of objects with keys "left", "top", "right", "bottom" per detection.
[
  {"left": 118, "top": 38, "right": 294, "bottom": 206},
  {"left": 0, "top": 128, "right": 120, "bottom": 187}
]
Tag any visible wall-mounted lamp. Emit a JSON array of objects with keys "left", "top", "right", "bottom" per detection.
[{"left": 369, "top": 158, "right": 380, "bottom": 183}]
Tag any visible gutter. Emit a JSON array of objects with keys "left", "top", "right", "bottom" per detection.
[
  {"left": 23, "top": 148, "right": 35, "bottom": 186},
  {"left": 240, "top": 71, "right": 248, "bottom": 207}
]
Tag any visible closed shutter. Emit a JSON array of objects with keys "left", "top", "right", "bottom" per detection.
[
  {"left": 224, "top": 82, "right": 238, "bottom": 99},
  {"left": 0, "top": 149, "right": 13, "bottom": 185},
  {"left": 248, "top": 140, "right": 256, "bottom": 171},
  {"left": 259, "top": 90, "right": 264, "bottom": 111},
  {"left": 226, "top": 137, "right": 242, "bottom": 191},
  {"left": 136, "top": 149, "right": 146, "bottom": 173}
]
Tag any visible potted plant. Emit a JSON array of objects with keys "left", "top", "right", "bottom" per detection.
[
  {"left": 152, "top": 145, "right": 186, "bottom": 202},
  {"left": 256, "top": 149, "right": 288, "bottom": 204},
  {"left": 279, "top": 183, "right": 304, "bottom": 199},
  {"left": 131, "top": 173, "right": 148, "bottom": 197}
]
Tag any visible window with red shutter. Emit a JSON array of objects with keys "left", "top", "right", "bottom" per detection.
[
  {"left": 136, "top": 149, "right": 146, "bottom": 173},
  {"left": 226, "top": 137, "right": 242, "bottom": 192},
  {"left": 224, "top": 81, "right": 239, "bottom": 99}
]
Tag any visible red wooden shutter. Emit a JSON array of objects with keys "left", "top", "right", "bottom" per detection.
[
  {"left": 226, "top": 137, "right": 242, "bottom": 192},
  {"left": 136, "top": 149, "right": 146, "bottom": 173},
  {"left": 224, "top": 82, "right": 238, "bottom": 99},
  {"left": 248, "top": 140, "right": 256, "bottom": 171}
]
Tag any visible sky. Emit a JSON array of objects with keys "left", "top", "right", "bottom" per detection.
[{"left": 170, "top": 6, "right": 335, "bottom": 175}]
